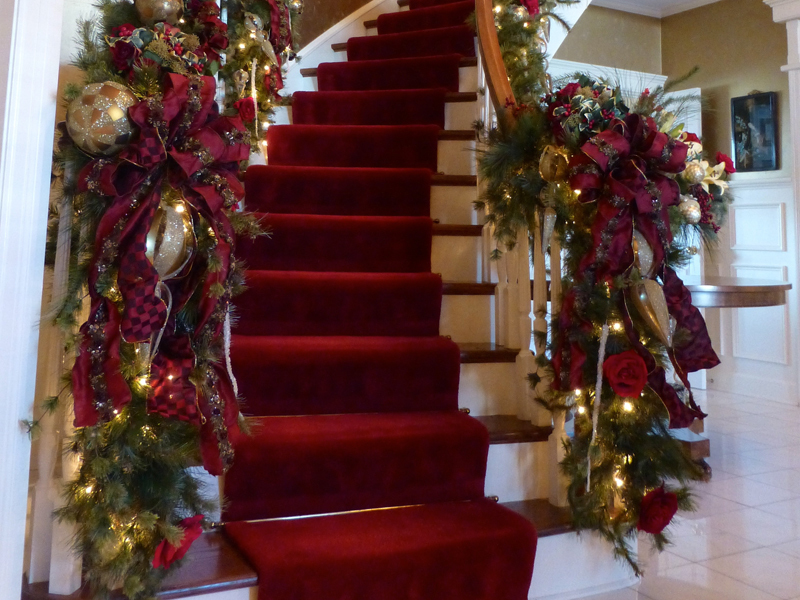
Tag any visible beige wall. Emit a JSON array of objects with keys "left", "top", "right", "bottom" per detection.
[
  {"left": 554, "top": 6, "right": 662, "bottom": 75},
  {"left": 662, "top": 0, "right": 790, "bottom": 178},
  {"left": 297, "top": 0, "right": 373, "bottom": 48}
]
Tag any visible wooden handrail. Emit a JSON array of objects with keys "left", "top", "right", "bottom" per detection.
[{"left": 475, "top": 0, "right": 515, "bottom": 122}]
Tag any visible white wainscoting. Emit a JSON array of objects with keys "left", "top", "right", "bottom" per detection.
[{"left": 706, "top": 177, "right": 799, "bottom": 404}]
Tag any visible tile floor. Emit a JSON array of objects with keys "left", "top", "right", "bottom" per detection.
[{"left": 576, "top": 388, "right": 800, "bottom": 600}]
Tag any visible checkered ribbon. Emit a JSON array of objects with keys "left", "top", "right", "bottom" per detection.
[
  {"left": 149, "top": 335, "right": 199, "bottom": 423},
  {"left": 138, "top": 134, "right": 167, "bottom": 167},
  {"left": 118, "top": 234, "right": 168, "bottom": 343}
]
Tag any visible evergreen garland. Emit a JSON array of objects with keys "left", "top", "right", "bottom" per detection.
[{"left": 477, "top": 0, "right": 732, "bottom": 573}]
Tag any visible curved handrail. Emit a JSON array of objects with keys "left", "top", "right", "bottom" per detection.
[{"left": 475, "top": 0, "right": 515, "bottom": 123}]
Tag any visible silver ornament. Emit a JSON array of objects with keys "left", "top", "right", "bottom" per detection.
[
  {"left": 146, "top": 200, "right": 196, "bottom": 280},
  {"left": 289, "top": 0, "right": 303, "bottom": 10},
  {"left": 65, "top": 81, "right": 137, "bottom": 156},
  {"left": 232, "top": 69, "right": 250, "bottom": 97},
  {"left": 679, "top": 197, "right": 702, "bottom": 225},
  {"left": 682, "top": 161, "right": 705, "bottom": 185},
  {"left": 244, "top": 12, "right": 264, "bottom": 32}
]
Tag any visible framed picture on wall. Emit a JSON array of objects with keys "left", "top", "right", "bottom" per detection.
[{"left": 731, "top": 92, "right": 778, "bottom": 172}]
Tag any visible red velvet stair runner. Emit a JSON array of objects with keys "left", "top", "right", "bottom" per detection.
[{"left": 223, "top": 3, "right": 537, "bottom": 599}]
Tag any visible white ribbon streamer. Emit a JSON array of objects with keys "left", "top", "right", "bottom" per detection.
[
  {"left": 587, "top": 322, "right": 610, "bottom": 492},
  {"left": 224, "top": 307, "right": 239, "bottom": 398}
]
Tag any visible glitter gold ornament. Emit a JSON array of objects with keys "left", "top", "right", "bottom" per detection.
[
  {"left": 134, "top": 0, "right": 183, "bottom": 26},
  {"left": 65, "top": 82, "right": 137, "bottom": 156},
  {"left": 539, "top": 145, "right": 568, "bottom": 182},
  {"left": 682, "top": 161, "right": 705, "bottom": 185},
  {"left": 628, "top": 279, "right": 672, "bottom": 348},
  {"left": 679, "top": 195, "right": 702, "bottom": 224},
  {"left": 146, "top": 200, "right": 196, "bottom": 280},
  {"left": 632, "top": 229, "right": 655, "bottom": 278}
]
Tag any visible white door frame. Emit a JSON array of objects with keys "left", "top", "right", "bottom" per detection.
[{"left": 0, "top": 0, "right": 65, "bottom": 595}]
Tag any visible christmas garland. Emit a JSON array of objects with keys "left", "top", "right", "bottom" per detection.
[
  {"left": 478, "top": 0, "right": 733, "bottom": 572},
  {"left": 38, "top": 1, "right": 299, "bottom": 597}
]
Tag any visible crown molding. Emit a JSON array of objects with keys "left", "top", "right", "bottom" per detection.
[
  {"left": 764, "top": 0, "right": 800, "bottom": 23},
  {"left": 593, "top": 0, "right": 722, "bottom": 18}
]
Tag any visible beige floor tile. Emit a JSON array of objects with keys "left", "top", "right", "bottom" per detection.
[
  {"left": 746, "top": 469, "right": 800, "bottom": 494},
  {"left": 710, "top": 433, "right": 772, "bottom": 455},
  {"left": 637, "top": 563, "right": 781, "bottom": 600},
  {"left": 757, "top": 498, "right": 800, "bottom": 522},
  {"left": 702, "top": 507, "right": 800, "bottom": 547},
  {"left": 738, "top": 448, "right": 800, "bottom": 470},
  {"left": 701, "top": 547, "right": 800, "bottom": 599},
  {"left": 700, "top": 476, "right": 797, "bottom": 507},
  {"left": 736, "top": 429, "right": 800, "bottom": 448},
  {"left": 685, "top": 492, "right": 747, "bottom": 519},
  {"left": 705, "top": 452, "right": 784, "bottom": 477},
  {"left": 571, "top": 586, "right": 653, "bottom": 600},
  {"left": 668, "top": 528, "right": 762, "bottom": 562},
  {"left": 773, "top": 538, "right": 800, "bottom": 559}
]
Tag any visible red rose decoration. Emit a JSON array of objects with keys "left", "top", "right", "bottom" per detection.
[
  {"left": 521, "top": 0, "right": 540, "bottom": 15},
  {"left": 234, "top": 97, "right": 256, "bottom": 122},
  {"left": 715, "top": 151, "right": 736, "bottom": 174},
  {"left": 683, "top": 132, "right": 701, "bottom": 144},
  {"left": 637, "top": 486, "right": 678, "bottom": 534},
  {"left": 111, "top": 23, "right": 136, "bottom": 38},
  {"left": 152, "top": 515, "right": 204, "bottom": 569},
  {"left": 603, "top": 349, "right": 648, "bottom": 398},
  {"left": 110, "top": 42, "right": 138, "bottom": 73}
]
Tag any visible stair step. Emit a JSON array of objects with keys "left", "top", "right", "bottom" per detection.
[
  {"left": 231, "top": 335, "right": 460, "bottom": 416},
  {"left": 672, "top": 427, "right": 711, "bottom": 459},
  {"left": 474, "top": 415, "right": 552, "bottom": 444},
  {"left": 223, "top": 411, "right": 489, "bottom": 521},
  {"left": 371, "top": 0, "right": 474, "bottom": 35},
  {"left": 501, "top": 499, "right": 573, "bottom": 538},
  {"left": 442, "top": 281, "right": 495, "bottom": 295},
  {"left": 432, "top": 173, "right": 477, "bottom": 186},
  {"left": 459, "top": 343, "right": 520, "bottom": 363},
  {"left": 224, "top": 499, "right": 536, "bottom": 600},
  {"left": 303, "top": 56, "right": 478, "bottom": 78},
  {"left": 433, "top": 223, "right": 482, "bottom": 235}
]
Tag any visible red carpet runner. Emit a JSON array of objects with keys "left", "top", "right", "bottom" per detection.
[{"left": 223, "top": 2, "right": 538, "bottom": 599}]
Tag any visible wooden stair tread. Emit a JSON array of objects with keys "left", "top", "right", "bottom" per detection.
[
  {"left": 671, "top": 427, "right": 710, "bottom": 460},
  {"left": 500, "top": 499, "right": 573, "bottom": 538},
  {"left": 433, "top": 223, "right": 482, "bottom": 236},
  {"left": 473, "top": 415, "right": 552, "bottom": 444},
  {"left": 432, "top": 174, "right": 477, "bottom": 186},
  {"left": 459, "top": 342, "right": 519, "bottom": 363},
  {"left": 442, "top": 281, "right": 495, "bottom": 295}
]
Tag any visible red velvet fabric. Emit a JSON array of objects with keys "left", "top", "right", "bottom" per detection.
[
  {"left": 267, "top": 124, "right": 440, "bottom": 170},
  {"left": 223, "top": 411, "right": 488, "bottom": 521},
  {"left": 377, "top": 0, "right": 474, "bottom": 34},
  {"left": 317, "top": 54, "right": 461, "bottom": 92},
  {"left": 292, "top": 89, "right": 447, "bottom": 127},
  {"left": 230, "top": 335, "right": 461, "bottom": 416},
  {"left": 244, "top": 166, "right": 431, "bottom": 216},
  {"left": 237, "top": 214, "right": 433, "bottom": 272},
  {"left": 224, "top": 500, "right": 537, "bottom": 600},
  {"left": 346, "top": 25, "right": 476, "bottom": 61},
  {"left": 236, "top": 271, "right": 443, "bottom": 336},
  {"left": 410, "top": 0, "right": 467, "bottom": 9}
]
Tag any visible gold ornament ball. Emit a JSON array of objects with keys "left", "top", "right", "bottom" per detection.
[
  {"left": 65, "top": 82, "right": 137, "bottom": 156},
  {"left": 679, "top": 197, "right": 702, "bottom": 224},
  {"left": 682, "top": 161, "right": 705, "bottom": 185},
  {"left": 146, "top": 201, "right": 196, "bottom": 280},
  {"left": 289, "top": 0, "right": 303, "bottom": 11},
  {"left": 539, "top": 145, "right": 568, "bottom": 182},
  {"left": 134, "top": 0, "right": 183, "bottom": 26}
]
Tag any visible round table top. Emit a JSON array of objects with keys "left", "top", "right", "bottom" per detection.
[{"left": 684, "top": 276, "right": 792, "bottom": 308}]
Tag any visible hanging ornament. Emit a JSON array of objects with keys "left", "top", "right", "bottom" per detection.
[
  {"left": 628, "top": 280, "right": 672, "bottom": 348},
  {"left": 539, "top": 145, "right": 569, "bottom": 182},
  {"left": 146, "top": 200, "right": 196, "bottom": 280},
  {"left": 232, "top": 69, "right": 250, "bottom": 98},
  {"left": 65, "top": 81, "right": 137, "bottom": 156},
  {"left": 541, "top": 208, "right": 557, "bottom": 254},
  {"left": 289, "top": 0, "right": 303, "bottom": 11},
  {"left": 539, "top": 16, "right": 551, "bottom": 43},
  {"left": 632, "top": 229, "right": 655, "bottom": 279},
  {"left": 243, "top": 12, "right": 264, "bottom": 32},
  {"left": 678, "top": 195, "right": 702, "bottom": 225},
  {"left": 243, "top": 12, "right": 278, "bottom": 65},
  {"left": 134, "top": 0, "right": 183, "bottom": 26},
  {"left": 682, "top": 161, "right": 705, "bottom": 185}
]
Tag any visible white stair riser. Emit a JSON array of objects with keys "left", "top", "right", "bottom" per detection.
[
  {"left": 272, "top": 99, "right": 478, "bottom": 130},
  {"left": 432, "top": 235, "right": 480, "bottom": 281},
  {"left": 485, "top": 442, "right": 549, "bottom": 502},
  {"left": 438, "top": 139, "right": 476, "bottom": 175},
  {"left": 431, "top": 185, "right": 479, "bottom": 224},
  {"left": 458, "top": 362, "right": 518, "bottom": 415},
  {"left": 440, "top": 294, "right": 492, "bottom": 343}
]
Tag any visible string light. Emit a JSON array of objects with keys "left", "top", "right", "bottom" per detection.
[
  {"left": 622, "top": 401, "right": 634, "bottom": 412},
  {"left": 494, "top": 4, "right": 502, "bottom": 13},
  {"left": 577, "top": 406, "right": 586, "bottom": 415},
  {"left": 84, "top": 485, "right": 93, "bottom": 494},
  {"left": 611, "top": 321, "right": 623, "bottom": 332},
  {"left": 137, "top": 376, "right": 149, "bottom": 386},
  {"left": 238, "top": 42, "right": 246, "bottom": 50},
  {"left": 174, "top": 204, "right": 185, "bottom": 214},
  {"left": 614, "top": 475, "right": 624, "bottom": 488}
]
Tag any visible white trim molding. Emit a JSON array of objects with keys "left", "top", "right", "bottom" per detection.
[
  {"left": 0, "top": 0, "right": 65, "bottom": 595},
  {"left": 593, "top": 0, "right": 723, "bottom": 18}
]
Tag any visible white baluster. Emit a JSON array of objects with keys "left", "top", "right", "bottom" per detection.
[
  {"left": 529, "top": 221, "right": 551, "bottom": 426},
  {"left": 495, "top": 237, "right": 509, "bottom": 348},
  {"left": 506, "top": 238, "right": 521, "bottom": 351}
]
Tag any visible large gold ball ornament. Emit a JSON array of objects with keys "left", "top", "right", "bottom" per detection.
[
  {"left": 682, "top": 161, "right": 705, "bottom": 185},
  {"left": 539, "top": 145, "right": 569, "bottom": 182},
  {"left": 65, "top": 82, "right": 137, "bottom": 156},
  {"left": 134, "top": 0, "right": 183, "bottom": 26},
  {"left": 679, "top": 196, "right": 702, "bottom": 225},
  {"left": 146, "top": 201, "right": 196, "bottom": 280}
]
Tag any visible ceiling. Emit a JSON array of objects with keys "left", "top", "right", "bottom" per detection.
[{"left": 592, "top": 0, "right": 723, "bottom": 18}]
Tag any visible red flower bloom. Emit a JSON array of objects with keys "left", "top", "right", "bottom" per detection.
[
  {"left": 682, "top": 132, "right": 701, "bottom": 144},
  {"left": 715, "top": 151, "right": 736, "bottom": 174},
  {"left": 561, "top": 82, "right": 581, "bottom": 98},
  {"left": 603, "top": 349, "right": 648, "bottom": 398},
  {"left": 521, "top": 0, "right": 540, "bottom": 15},
  {"left": 110, "top": 42, "right": 138, "bottom": 72},
  {"left": 152, "top": 515, "right": 204, "bottom": 569},
  {"left": 637, "top": 486, "right": 678, "bottom": 534},
  {"left": 111, "top": 23, "right": 136, "bottom": 38},
  {"left": 234, "top": 97, "right": 256, "bottom": 122}
]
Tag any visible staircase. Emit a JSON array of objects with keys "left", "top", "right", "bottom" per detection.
[{"left": 221, "top": 1, "right": 538, "bottom": 599}]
